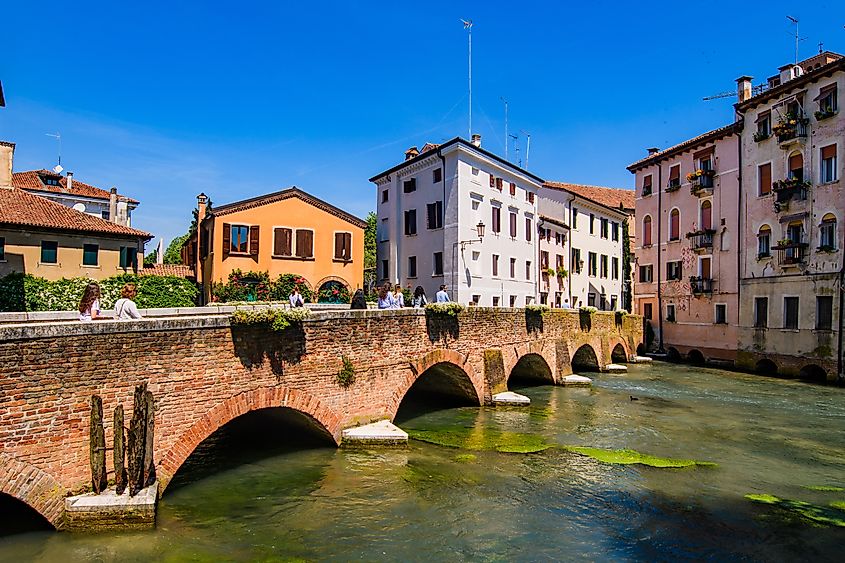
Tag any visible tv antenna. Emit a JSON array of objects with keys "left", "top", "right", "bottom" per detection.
[
  {"left": 521, "top": 130, "right": 531, "bottom": 170},
  {"left": 45, "top": 132, "right": 63, "bottom": 173},
  {"left": 509, "top": 133, "right": 520, "bottom": 167},
  {"left": 786, "top": 16, "right": 806, "bottom": 64},
  {"left": 460, "top": 19, "right": 473, "bottom": 139},
  {"left": 500, "top": 97, "right": 509, "bottom": 160}
]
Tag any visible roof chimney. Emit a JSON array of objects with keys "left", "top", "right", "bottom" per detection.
[
  {"left": 646, "top": 147, "right": 660, "bottom": 155},
  {"left": 0, "top": 140, "right": 14, "bottom": 188},
  {"left": 66, "top": 171, "right": 73, "bottom": 191},
  {"left": 736, "top": 76, "right": 753, "bottom": 103},
  {"left": 109, "top": 187, "right": 118, "bottom": 223},
  {"left": 471, "top": 134, "right": 482, "bottom": 147},
  {"left": 404, "top": 146, "right": 420, "bottom": 161},
  {"left": 197, "top": 193, "right": 208, "bottom": 223}
]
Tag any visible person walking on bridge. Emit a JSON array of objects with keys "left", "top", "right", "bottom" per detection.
[{"left": 435, "top": 284, "right": 450, "bottom": 303}]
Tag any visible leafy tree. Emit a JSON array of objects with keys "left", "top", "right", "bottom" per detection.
[
  {"left": 363, "top": 211, "right": 377, "bottom": 290},
  {"left": 163, "top": 233, "right": 189, "bottom": 265}
]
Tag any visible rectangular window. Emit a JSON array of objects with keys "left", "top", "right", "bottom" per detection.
[
  {"left": 816, "top": 296, "right": 833, "bottom": 330},
  {"left": 588, "top": 252, "right": 597, "bottom": 276},
  {"left": 788, "top": 153, "right": 804, "bottom": 181},
  {"left": 493, "top": 296, "right": 500, "bottom": 307},
  {"left": 0, "top": 236, "right": 5, "bottom": 261},
  {"left": 820, "top": 144, "right": 837, "bottom": 183},
  {"left": 380, "top": 218, "right": 389, "bottom": 242},
  {"left": 754, "top": 297, "right": 768, "bottom": 328},
  {"left": 589, "top": 214, "right": 595, "bottom": 234},
  {"left": 638, "top": 264, "right": 653, "bottom": 283},
  {"left": 572, "top": 248, "right": 582, "bottom": 273},
  {"left": 496, "top": 177, "right": 503, "bottom": 191},
  {"left": 527, "top": 192, "right": 535, "bottom": 204},
  {"left": 426, "top": 201, "right": 443, "bottom": 230},
  {"left": 756, "top": 111, "right": 771, "bottom": 137},
  {"left": 492, "top": 207, "right": 501, "bottom": 234},
  {"left": 381, "top": 189, "right": 389, "bottom": 203},
  {"left": 667, "top": 260, "right": 682, "bottom": 280},
  {"left": 509, "top": 211, "right": 517, "bottom": 238},
  {"left": 510, "top": 258, "right": 516, "bottom": 278},
  {"left": 525, "top": 217, "right": 532, "bottom": 242},
  {"left": 492, "top": 254, "right": 499, "bottom": 277},
  {"left": 408, "top": 256, "right": 417, "bottom": 278},
  {"left": 600, "top": 254, "right": 608, "bottom": 278},
  {"left": 715, "top": 304, "right": 727, "bottom": 324},
  {"left": 489, "top": 174, "right": 496, "bottom": 188},
  {"left": 612, "top": 222, "right": 619, "bottom": 241},
  {"left": 101, "top": 210, "right": 110, "bottom": 221},
  {"left": 612, "top": 257, "right": 619, "bottom": 279},
  {"left": 82, "top": 244, "right": 99, "bottom": 266},
  {"left": 642, "top": 174, "right": 653, "bottom": 196},
  {"left": 758, "top": 163, "right": 772, "bottom": 196},
  {"left": 668, "top": 164, "right": 681, "bottom": 189},
  {"left": 381, "top": 259, "right": 389, "bottom": 280},
  {"left": 588, "top": 293, "right": 596, "bottom": 307},
  {"left": 540, "top": 251, "right": 549, "bottom": 269},
  {"left": 525, "top": 261, "right": 532, "bottom": 280},
  {"left": 510, "top": 295, "right": 517, "bottom": 307},
  {"left": 600, "top": 218, "right": 609, "bottom": 239},
  {"left": 758, "top": 230, "right": 771, "bottom": 257},
  {"left": 334, "top": 232, "right": 352, "bottom": 260},
  {"left": 666, "top": 304, "right": 676, "bottom": 322},
  {"left": 295, "top": 229, "right": 314, "bottom": 258},
  {"left": 433, "top": 252, "right": 443, "bottom": 275},
  {"left": 119, "top": 246, "right": 137, "bottom": 269},
  {"left": 40, "top": 240, "right": 58, "bottom": 264},
  {"left": 403, "top": 178, "right": 416, "bottom": 193},
  {"left": 230, "top": 225, "right": 249, "bottom": 253},
  {"left": 643, "top": 303, "right": 653, "bottom": 320},
  {"left": 816, "top": 84, "right": 838, "bottom": 113},
  {"left": 433, "top": 168, "right": 442, "bottom": 183},
  {"left": 404, "top": 209, "right": 417, "bottom": 235},
  {"left": 572, "top": 208, "right": 578, "bottom": 229},
  {"left": 784, "top": 296, "right": 799, "bottom": 330},
  {"left": 509, "top": 182, "right": 516, "bottom": 196},
  {"left": 274, "top": 227, "right": 293, "bottom": 257},
  {"left": 610, "top": 295, "right": 618, "bottom": 310}
]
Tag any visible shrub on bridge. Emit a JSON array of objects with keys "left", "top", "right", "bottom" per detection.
[
  {"left": 424, "top": 302, "right": 464, "bottom": 317},
  {"left": 230, "top": 307, "right": 311, "bottom": 331}
]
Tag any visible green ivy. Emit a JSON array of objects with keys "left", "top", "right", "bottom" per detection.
[
  {"left": 336, "top": 355, "right": 356, "bottom": 388},
  {"left": 230, "top": 307, "right": 311, "bottom": 331},
  {"left": 424, "top": 302, "right": 464, "bottom": 317}
]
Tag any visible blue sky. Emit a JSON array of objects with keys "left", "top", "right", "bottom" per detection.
[{"left": 2, "top": 1, "right": 844, "bottom": 248}]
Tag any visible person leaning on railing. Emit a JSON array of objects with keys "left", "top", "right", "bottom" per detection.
[{"left": 114, "top": 283, "right": 143, "bottom": 320}]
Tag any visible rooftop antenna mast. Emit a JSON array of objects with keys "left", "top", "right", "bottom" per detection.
[
  {"left": 501, "top": 97, "right": 509, "bottom": 160},
  {"left": 786, "top": 16, "right": 805, "bottom": 64},
  {"left": 461, "top": 19, "right": 473, "bottom": 139},
  {"left": 510, "top": 133, "right": 520, "bottom": 167},
  {"left": 45, "top": 132, "right": 63, "bottom": 173},
  {"left": 521, "top": 130, "right": 531, "bottom": 170}
]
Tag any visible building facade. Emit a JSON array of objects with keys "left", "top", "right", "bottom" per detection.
[
  {"left": 538, "top": 183, "right": 631, "bottom": 310},
  {"left": 734, "top": 52, "right": 844, "bottom": 380},
  {"left": 185, "top": 187, "right": 366, "bottom": 302},
  {"left": 629, "top": 125, "right": 741, "bottom": 362},
  {"left": 370, "top": 137, "right": 543, "bottom": 306}
]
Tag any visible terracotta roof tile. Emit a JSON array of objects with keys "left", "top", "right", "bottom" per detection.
[
  {"left": 626, "top": 123, "right": 740, "bottom": 172},
  {"left": 140, "top": 264, "right": 194, "bottom": 278},
  {"left": 543, "top": 182, "right": 635, "bottom": 211},
  {"left": 12, "top": 170, "right": 139, "bottom": 204},
  {"left": 212, "top": 187, "right": 367, "bottom": 228},
  {"left": 0, "top": 188, "right": 150, "bottom": 238}
]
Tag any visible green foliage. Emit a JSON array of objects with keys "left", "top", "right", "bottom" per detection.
[
  {"left": 336, "top": 355, "right": 356, "bottom": 388},
  {"left": 211, "top": 270, "right": 272, "bottom": 303},
  {"left": 0, "top": 273, "right": 198, "bottom": 312},
  {"left": 407, "top": 428, "right": 553, "bottom": 453},
  {"left": 364, "top": 211, "right": 377, "bottom": 289},
  {"left": 621, "top": 218, "right": 633, "bottom": 312},
  {"left": 230, "top": 306, "right": 311, "bottom": 331},
  {"left": 564, "top": 446, "right": 716, "bottom": 468},
  {"left": 555, "top": 266, "right": 568, "bottom": 278},
  {"left": 317, "top": 281, "right": 350, "bottom": 304},
  {"left": 580, "top": 306, "right": 598, "bottom": 314},
  {"left": 745, "top": 493, "right": 845, "bottom": 528},
  {"left": 164, "top": 233, "right": 190, "bottom": 265},
  {"left": 803, "top": 485, "right": 845, "bottom": 492},
  {"left": 269, "top": 273, "right": 313, "bottom": 303},
  {"left": 525, "top": 304, "right": 550, "bottom": 313},
  {"left": 424, "top": 302, "right": 464, "bottom": 317}
]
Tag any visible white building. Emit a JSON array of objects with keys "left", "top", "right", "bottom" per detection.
[
  {"left": 538, "top": 183, "right": 632, "bottom": 310},
  {"left": 370, "top": 136, "right": 544, "bottom": 306}
]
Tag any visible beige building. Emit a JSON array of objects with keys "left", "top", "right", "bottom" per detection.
[{"left": 0, "top": 141, "right": 151, "bottom": 280}]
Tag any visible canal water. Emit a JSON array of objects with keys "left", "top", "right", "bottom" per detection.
[{"left": 2, "top": 362, "right": 844, "bottom": 561}]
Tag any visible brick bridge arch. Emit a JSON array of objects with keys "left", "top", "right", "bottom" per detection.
[
  {"left": 503, "top": 341, "right": 557, "bottom": 384},
  {"left": 157, "top": 386, "right": 343, "bottom": 492},
  {"left": 389, "top": 349, "right": 484, "bottom": 420},
  {"left": 0, "top": 452, "right": 65, "bottom": 529}
]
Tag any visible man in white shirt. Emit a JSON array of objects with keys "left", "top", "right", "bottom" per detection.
[{"left": 435, "top": 285, "right": 450, "bottom": 303}]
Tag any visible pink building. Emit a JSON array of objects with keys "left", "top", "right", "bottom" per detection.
[{"left": 628, "top": 126, "right": 741, "bottom": 362}]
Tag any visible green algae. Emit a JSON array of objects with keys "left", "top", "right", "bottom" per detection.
[
  {"left": 563, "top": 446, "right": 717, "bottom": 468},
  {"left": 407, "top": 428, "right": 553, "bottom": 453},
  {"left": 454, "top": 454, "right": 477, "bottom": 463},
  {"left": 802, "top": 485, "right": 845, "bottom": 492},
  {"left": 830, "top": 501, "right": 845, "bottom": 510},
  {"left": 745, "top": 494, "right": 845, "bottom": 528}
]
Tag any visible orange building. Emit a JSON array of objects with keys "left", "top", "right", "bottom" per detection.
[{"left": 184, "top": 187, "right": 366, "bottom": 302}]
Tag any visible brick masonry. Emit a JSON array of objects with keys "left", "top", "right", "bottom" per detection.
[{"left": 0, "top": 308, "right": 642, "bottom": 528}]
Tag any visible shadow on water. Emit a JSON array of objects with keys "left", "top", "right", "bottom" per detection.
[
  {"left": 165, "top": 407, "right": 336, "bottom": 494},
  {"left": 0, "top": 494, "right": 53, "bottom": 538}
]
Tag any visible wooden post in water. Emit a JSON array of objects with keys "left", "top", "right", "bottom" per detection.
[
  {"left": 127, "top": 383, "right": 146, "bottom": 496},
  {"left": 89, "top": 395, "right": 107, "bottom": 493},
  {"left": 142, "top": 388, "right": 156, "bottom": 488},
  {"left": 114, "top": 404, "right": 127, "bottom": 495}
]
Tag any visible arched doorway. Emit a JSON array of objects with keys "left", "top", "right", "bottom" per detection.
[
  {"left": 508, "top": 353, "right": 554, "bottom": 387},
  {"left": 394, "top": 361, "right": 480, "bottom": 423},
  {"left": 317, "top": 279, "right": 351, "bottom": 304},
  {"left": 701, "top": 200, "right": 712, "bottom": 231},
  {"left": 571, "top": 344, "right": 600, "bottom": 372}
]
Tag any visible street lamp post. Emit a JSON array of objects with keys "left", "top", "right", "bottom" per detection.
[{"left": 460, "top": 221, "right": 486, "bottom": 250}]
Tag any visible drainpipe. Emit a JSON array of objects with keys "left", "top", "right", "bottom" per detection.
[
  {"left": 437, "top": 149, "right": 450, "bottom": 300},
  {"left": 566, "top": 193, "right": 576, "bottom": 306},
  {"left": 656, "top": 163, "right": 665, "bottom": 353},
  {"left": 736, "top": 121, "right": 743, "bottom": 334},
  {"left": 838, "top": 223, "right": 845, "bottom": 385}
]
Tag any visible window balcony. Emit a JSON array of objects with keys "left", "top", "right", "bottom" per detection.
[
  {"left": 665, "top": 178, "right": 682, "bottom": 193},
  {"left": 771, "top": 240, "right": 808, "bottom": 267},
  {"left": 689, "top": 276, "right": 714, "bottom": 296},
  {"left": 686, "top": 229, "right": 716, "bottom": 253},
  {"left": 688, "top": 170, "right": 715, "bottom": 196},
  {"left": 773, "top": 116, "right": 808, "bottom": 145},
  {"left": 772, "top": 178, "right": 809, "bottom": 212}
]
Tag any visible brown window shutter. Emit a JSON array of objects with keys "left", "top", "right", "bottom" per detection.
[
  {"left": 643, "top": 175, "right": 652, "bottom": 188},
  {"left": 344, "top": 233, "right": 352, "bottom": 259},
  {"left": 283, "top": 228, "right": 292, "bottom": 256},
  {"left": 296, "top": 229, "right": 306, "bottom": 258},
  {"left": 788, "top": 153, "right": 803, "bottom": 171},
  {"left": 334, "top": 232, "right": 343, "bottom": 259},
  {"left": 304, "top": 230, "right": 314, "bottom": 258},
  {"left": 669, "top": 165, "right": 680, "bottom": 181},
  {"left": 760, "top": 163, "right": 772, "bottom": 194},
  {"left": 273, "top": 228, "right": 283, "bottom": 256},
  {"left": 249, "top": 226, "right": 260, "bottom": 258},
  {"left": 489, "top": 174, "right": 495, "bottom": 188},
  {"left": 821, "top": 144, "right": 837, "bottom": 160},
  {"left": 222, "top": 222, "right": 231, "bottom": 259}
]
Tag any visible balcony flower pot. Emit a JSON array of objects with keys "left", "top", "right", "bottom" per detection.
[
  {"left": 753, "top": 130, "right": 770, "bottom": 142},
  {"left": 815, "top": 107, "right": 835, "bottom": 121}
]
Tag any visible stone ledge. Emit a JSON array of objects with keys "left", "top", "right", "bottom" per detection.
[
  {"left": 492, "top": 391, "right": 531, "bottom": 405},
  {"left": 340, "top": 420, "right": 408, "bottom": 446},
  {"left": 0, "top": 316, "right": 231, "bottom": 343},
  {"left": 64, "top": 481, "right": 157, "bottom": 531}
]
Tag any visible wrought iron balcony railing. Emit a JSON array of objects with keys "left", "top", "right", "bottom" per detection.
[
  {"left": 689, "top": 276, "right": 714, "bottom": 295},
  {"left": 686, "top": 229, "right": 716, "bottom": 252}
]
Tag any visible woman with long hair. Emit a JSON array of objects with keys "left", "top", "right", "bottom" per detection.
[
  {"left": 377, "top": 282, "right": 393, "bottom": 310},
  {"left": 78, "top": 281, "right": 102, "bottom": 321},
  {"left": 350, "top": 288, "right": 367, "bottom": 310},
  {"left": 412, "top": 285, "right": 428, "bottom": 308}
]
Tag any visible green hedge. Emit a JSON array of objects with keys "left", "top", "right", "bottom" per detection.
[{"left": 0, "top": 273, "right": 199, "bottom": 312}]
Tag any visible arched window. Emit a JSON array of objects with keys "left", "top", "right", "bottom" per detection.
[
  {"left": 820, "top": 213, "right": 837, "bottom": 250},
  {"left": 757, "top": 225, "right": 771, "bottom": 258},
  {"left": 643, "top": 215, "right": 652, "bottom": 246},
  {"left": 700, "top": 200, "right": 712, "bottom": 231},
  {"left": 788, "top": 152, "right": 804, "bottom": 181},
  {"left": 669, "top": 209, "right": 680, "bottom": 241}
]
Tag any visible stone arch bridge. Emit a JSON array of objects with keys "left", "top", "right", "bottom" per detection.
[{"left": 0, "top": 307, "right": 642, "bottom": 529}]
